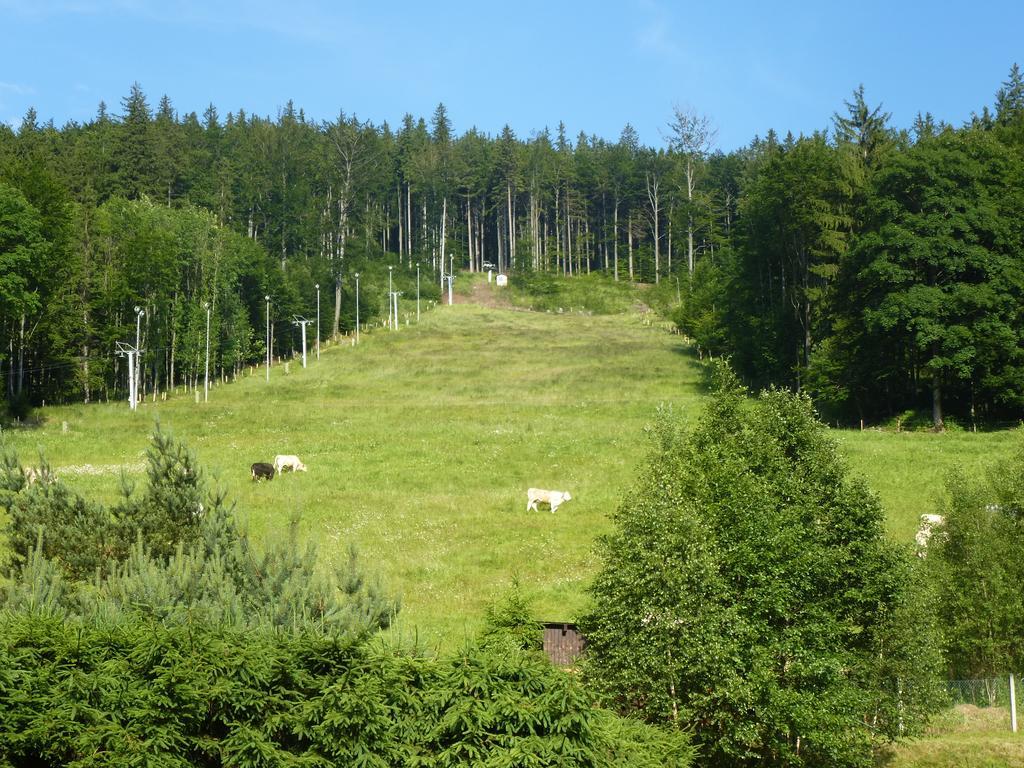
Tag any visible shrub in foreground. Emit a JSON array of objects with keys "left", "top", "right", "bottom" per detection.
[
  {"left": 931, "top": 435, "right": 1024, "bottom": 679},
  {"left": 581, "top": 362, "right": 945, "bottom": 767},
  {"left": 0, "top": 612, "right": 694, "bottom": 767},
  {"left": 1, "top": 427, "right": 397, "bottom": 636}
]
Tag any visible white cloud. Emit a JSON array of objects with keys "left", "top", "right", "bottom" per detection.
[{"left": 0, "top": 81, "right": 33, "bottom": 94}]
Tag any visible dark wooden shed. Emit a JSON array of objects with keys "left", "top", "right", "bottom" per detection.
[{"left": 542, "top": 622, "right": 586, "bottom": 667}]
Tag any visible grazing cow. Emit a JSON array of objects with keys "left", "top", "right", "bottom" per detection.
[
  {"left": 915, "top": 513, "right": 945, "bottom": 555},
  {"left": 274, "top": 454, "right": 308, "bottom": 475},
  {"left": 527, "top": 488, "right": 572, "bottom": 513},
  {"left": 251, "top": 462, "right": 275, "bottom": 482}
]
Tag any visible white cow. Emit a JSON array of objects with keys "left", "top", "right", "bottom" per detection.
[
  {"left": 273, "top": 454, "right": 308, "bottom": 475},
  {"left": 527, "top": 488, "right": 572, "bottom": 513},
  {"left": 915, "top": 513, "right": 945, "bottom": 555}
]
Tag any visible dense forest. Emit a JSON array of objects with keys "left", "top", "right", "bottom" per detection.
[{"left": 2, "top": 66, "right": 1023, "bottom": 426}]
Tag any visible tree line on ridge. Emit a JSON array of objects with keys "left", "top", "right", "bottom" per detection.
[{"left": 2, "top": 67, "right": 1023, "bottom": 427}]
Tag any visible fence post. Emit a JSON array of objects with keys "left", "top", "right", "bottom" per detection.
[{"left": 1012, "top": 673, "right": 1018, "bottom": 733}]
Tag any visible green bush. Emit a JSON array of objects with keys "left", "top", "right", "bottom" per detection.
[
  {"left": 931, "top": 436, "right": 1024, "bottom": 678},
  {"left": 1, "top": 452, "right": 124, "bottom": 580},
  {"left": 1, "top": 428, "right": 398, "bottom": 637},
  {"left": 1, "top": 426, "right": 208, "bottom": 578},
  {"left": 0, "top": 612, "right": 694, "bottom": 767},
  {"left": 2, "top": 391, "right": 33, "bottom": 423},
  {"left": 478, "top": 576, "right": 543, "bottom": 652},
  {"left": 581, "top": 362, "right": 946, "bottom": 767}
]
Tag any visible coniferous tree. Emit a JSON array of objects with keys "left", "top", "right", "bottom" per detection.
[
  {"left": 995, "top": 63, "right": 1024, "bottom": 126},
  {"left": 117, "top": 82, "right": 156, "bottom": 199},
  {"left": 1, "top": 428, "right": 399, "bottom": 635},
  {"left": 832, "top": 84, "right": 892, "bottom": 166}
]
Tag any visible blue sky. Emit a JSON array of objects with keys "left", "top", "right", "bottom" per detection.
[{"left": 1, "top": 0, "right": 1021, "bottom": 151}]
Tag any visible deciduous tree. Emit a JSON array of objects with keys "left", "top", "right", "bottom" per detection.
[{"left": 582, "top": 363, "right": 944, "bottom": 767}]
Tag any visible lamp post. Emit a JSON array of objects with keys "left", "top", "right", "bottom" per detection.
[
  {"left": 315, "top": 283, "right": 320, "bottom": 360},
  {"left": 416, "top": 262, "right": 420, "bottom": 322},
  {"left": 388, "top": 265, "right": 393, "bottom": 330},
  {"left": 265, "top": 295, "right": 270, "bottom": 381},
  {"left": 134, "top": 305, "right": 144, "bottom": 405},
  {"left": 203, "top": 301, "right": 210, "bottom": 403},
  {"left": 354, "top": 273, "right": 360, "bottom": 345}
]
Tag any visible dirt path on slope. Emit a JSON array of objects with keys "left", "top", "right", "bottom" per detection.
[{"left": 451, "top": 278, "right": 515, "bottom": 309}]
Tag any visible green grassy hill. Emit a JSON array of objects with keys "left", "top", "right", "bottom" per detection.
[
  {"left": 3, "top": 298, "right": 703, "bottom": 644},
  {"left": 3, "top": 287, "right": 1018, "bottom": 645}
]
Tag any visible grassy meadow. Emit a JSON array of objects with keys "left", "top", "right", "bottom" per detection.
[
  {"left": 875, "top": 705, "right": 1024, "bottom": 767},
  {"left": 2, "top": 297, "right": 703, "bottom": 645},
  {"left": 2, "top": 284, "right": 1019, "bottom": 646}
]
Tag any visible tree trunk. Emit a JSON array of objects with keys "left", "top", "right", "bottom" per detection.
[
  {"left": 18, "top": 313, "right": 25, "bottom": 395},
  {"left": 613, "top": 200, "right": 619, "bottom": 281},
  {"left": 554, "top": 186, "right": 561, "bottom": 273},
  {"left": 477, "top": 203, "right": 485, "bottom": 270},
  {"left": 421, "top": 199, "right": 428, "bottom": 267},
  {"left": 439, "top": 195, "right": 447, "bottom": 274},
  {"left": 507, "top": 180, "right": 515, "bottom": 272},
  {"left": 170, "top": 319, "right": 176, "bottom": 389},
  {"left": 397, "top": 182, "right": 404, "bottom": 262},
  {"left": 646, "top": 172, "right": 660, "bottom": 284},
  {"left": 687, "top": 160, "right": 696, "bottom": 276},
  {"left": 667, "top": 211, "right": 673, "bottom": 275},
  {"left": 932, "top": 372, "right": 944, "bottom": 431},
  {"left": 466, "top": 197, "right": 473, "bottom": 271},
  {"left": 565, "top": 203, "right": 572, "bottom": 276},
  {"left": 406, "top": 184, "right": 413, "bottom": 258},
  {"left": 82, "top": 306, "right": 91, "bottom": 403},
  {"left": 628, "top": 213, "right": 634, "bottom": 282}
]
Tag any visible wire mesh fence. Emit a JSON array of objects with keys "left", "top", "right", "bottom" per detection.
[{"left": 947, "top": 676, "right": 1020, "bottom": 709}]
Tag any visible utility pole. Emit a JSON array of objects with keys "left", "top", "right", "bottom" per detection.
[{"left": 292, "top": 317, "right": 313, "bottom": 368}]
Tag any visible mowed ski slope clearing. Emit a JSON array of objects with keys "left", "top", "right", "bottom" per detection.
[
  {"left": 5, "top": 300, "right": 1017, "bottom": 644},
  {"left": 5, "top": 304, "right": 701, "bottom": 641}
]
